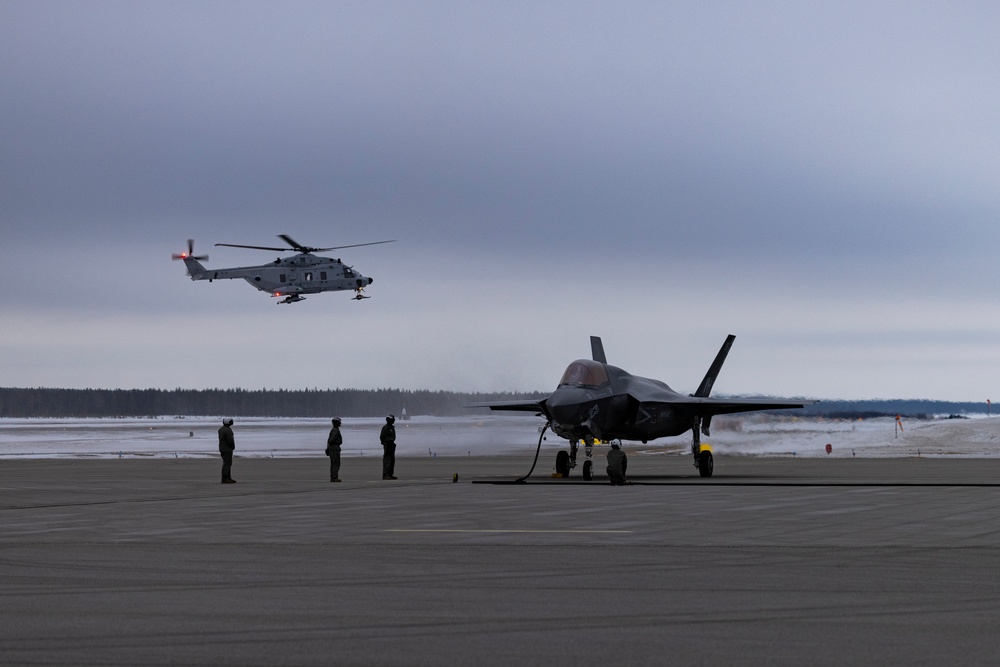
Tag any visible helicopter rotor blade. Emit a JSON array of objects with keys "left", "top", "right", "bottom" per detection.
[
  {"left": 278, "top": 234, "right": 307, "bottom": 252},
  {"left": 215, "top": 237, "right": 397, "bottom": 254},
  {"left": 218, "top": 236, "right": 317, "bottom": 253},
  {"left": 312, "top": 240, "right": 397, "bottom": 252},
  {"left": 215, "top": 243, "right": 289, "bottom": 251}
]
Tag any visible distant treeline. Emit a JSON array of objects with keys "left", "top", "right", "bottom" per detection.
[
  {"left": 741, "top": 398, "right": 994, "bottom": 420},
  {"left": 796, "top": 398, "right": 994, "bottom": 419},
  {"left": 0, "top": 388, "right": 992, "bottom": 419},
  {"left": 0, "top": 387, "right": 547, "bottom": 419}
]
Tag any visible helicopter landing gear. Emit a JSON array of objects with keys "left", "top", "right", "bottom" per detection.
[
  {"left": 277, "top": 294, "right": 305, "bottom": 305},
  {"left": 353, "top": 288, "right": 369, "bottom": 300}
]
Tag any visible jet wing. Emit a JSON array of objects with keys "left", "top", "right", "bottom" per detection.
[
  {"left": 467, "top": 399, "right": 548, "bottom": 415},
  {"left": 661, "top": 396, "right": 815, "bottom": 417}
]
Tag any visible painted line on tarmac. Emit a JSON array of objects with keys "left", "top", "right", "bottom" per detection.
[
  {"left": 384, "top": 529, "right": 633, "bottom": 534},
  {"left": 473, "top": 480, "right": 1000, "bottom": 487},
  {"left": 0, "top": 487, "right": 335, "bottom": 512}
]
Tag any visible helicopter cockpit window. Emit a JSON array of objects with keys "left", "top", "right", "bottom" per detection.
[{"left": 557, "top": 360, "right": 609, "bottom": 388}]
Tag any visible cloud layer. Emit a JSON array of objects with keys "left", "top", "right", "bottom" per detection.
[{"left": 2, "top": 2, "right": 998, "bottom": 401}]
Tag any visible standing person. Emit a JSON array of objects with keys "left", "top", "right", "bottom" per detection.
[
  {"left": 219, "top": 418, "right": 236, "bottom": 484},
  {"left": 326, "top": 417, "right": 343, "bottom": 482},
  {"left": 606, "top": 442, "right": 627, "bottom": 486},
  {"left": 380, "top": 414, "right": 397, "bottom": 480}
]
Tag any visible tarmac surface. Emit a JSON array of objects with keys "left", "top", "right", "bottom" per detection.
[{"left": 2, "top": 453, "right": 1000, "bottom": 665}]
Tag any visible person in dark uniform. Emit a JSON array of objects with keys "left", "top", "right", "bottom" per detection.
[
  {"left": 380, "top": 414, "right": 397, "bottom": 480},
  {"left": 326, "top": 417, "right": 343, "bottom": 482},
  {"left": 219, "top": 418, "right": 236, "bottom": 483},
  {"left": 606, "top": 442, "right": 627, "bottom": 486}
]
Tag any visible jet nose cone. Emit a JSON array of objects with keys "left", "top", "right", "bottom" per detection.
[{"left": 546, "top": 390, "right": 580, "bottom": 423}]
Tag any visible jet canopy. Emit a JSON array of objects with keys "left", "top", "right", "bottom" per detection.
[{"left": 558, "top": 360, "right": 609, "bottom": 389}]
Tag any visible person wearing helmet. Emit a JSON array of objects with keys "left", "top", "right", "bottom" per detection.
[
  {"left": 380, "top": 414, "right": 397, "bottom": 480},
  {"left": 326, "top": 417, "right": 343, "bottom": 482},
  {"left": 218, "top": 418, "right": 236, "bottom": 483},
  {"left": 606, "top": 442, "right": 627, "bottom": 486}
]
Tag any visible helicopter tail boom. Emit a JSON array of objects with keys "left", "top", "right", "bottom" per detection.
[
  {"left": 181, "top": 257, "right": 208, "bottom": 280},
  {"left": 172, "top": 240, "right": 210, "bottom": 279}
]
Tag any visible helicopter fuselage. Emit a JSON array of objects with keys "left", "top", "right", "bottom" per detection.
[{"left": 182, "top": 252, "right": 373, "bottom": 300}]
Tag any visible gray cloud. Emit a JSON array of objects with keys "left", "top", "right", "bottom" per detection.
[{"left": 2, "top": 1, "right": 999, "bottom": 399}]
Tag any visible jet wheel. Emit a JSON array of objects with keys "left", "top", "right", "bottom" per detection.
[
  {"left": 555, "top": 450, "right": 570, "bottom": 477},
  {"left": 582, "top": 460, "right": 593, "bottom": 481},
  {"left": 698, "top": 451, "right": 714, "bottom": 478}
]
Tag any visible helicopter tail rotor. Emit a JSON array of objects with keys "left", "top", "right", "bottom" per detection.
[{"left": 172, "top": 239, "right": 208, "bottom": 262}]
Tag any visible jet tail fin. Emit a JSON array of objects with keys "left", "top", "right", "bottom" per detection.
[
  {"left": 693, "top": 334, "right": 735, "bottom": 398},
  {"left": 590, "top": 336, "right": 607, "bottom": 364}
]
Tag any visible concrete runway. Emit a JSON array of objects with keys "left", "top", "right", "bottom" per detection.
[{"left": 2, "top": 454, "right": 999, "bottom": 665}]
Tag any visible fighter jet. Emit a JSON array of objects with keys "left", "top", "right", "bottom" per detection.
[{"left": 476, "top": 335, "right": 813, "bottom": 480}]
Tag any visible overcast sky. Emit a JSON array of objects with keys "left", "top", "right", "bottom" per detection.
[{"left": 2, "top": 1, "right": 999, "bottom": 401}]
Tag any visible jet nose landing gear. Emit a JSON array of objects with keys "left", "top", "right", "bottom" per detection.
[
  {"left": 555, "top": 450, "right": 571, "bottom": 477},
  {"left": 555, "top": 437, "right": 597, "bottom": 480}
]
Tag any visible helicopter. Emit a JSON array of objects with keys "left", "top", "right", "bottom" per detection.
[{"left": 172, "top": 234, "right": 395, "bottom": 304}]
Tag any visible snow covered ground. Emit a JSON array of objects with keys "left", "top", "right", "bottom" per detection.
[
  {"left": 0, "top": 414, "right": 997, "bottom": 460},
  {"left": 646, "top": 414, "right": 1000, "bottom": 459},
  {"left": 0, "top": 415, "right": 543, "bottom": 459}
]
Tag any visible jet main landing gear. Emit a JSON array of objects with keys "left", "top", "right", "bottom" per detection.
[
  {"left": 555, "top": 450, "right": 571, "bottom": 477},
  {"left": 691, "top": 416, "right": 715, "bottom": 478}
]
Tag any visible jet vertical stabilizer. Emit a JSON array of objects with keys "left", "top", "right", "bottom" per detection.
[
  {"left": 693, "top": 334, "right": 735, "bottom": 398},
  {"left": 590, "top": 336, "right": 607, "bottom": 364},
  {"left": 692, "top": 334, "right": 736, "bottom": 438}
]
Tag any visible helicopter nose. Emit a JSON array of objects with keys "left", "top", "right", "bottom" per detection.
[{"left": 367, "top": 277, "right": 373, "bottom": 285}]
